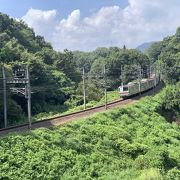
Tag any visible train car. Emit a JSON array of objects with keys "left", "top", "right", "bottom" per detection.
[
  {"left": 119, "top": 81, "right": 139, "bottom": 97},
  {"left": 119, "top": 75, "right": 159, "bottom": 98}
]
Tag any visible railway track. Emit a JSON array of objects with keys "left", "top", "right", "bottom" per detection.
[{"left": 0, "top": 82, "right": 163, "bottom": 136}]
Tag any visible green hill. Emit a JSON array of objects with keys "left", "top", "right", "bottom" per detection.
[
  {"left": 136, "top": 42, "right": 155, "bottom": 52},
  {"left": 0, "top": 85, "right": 179, "bottom": 179}
]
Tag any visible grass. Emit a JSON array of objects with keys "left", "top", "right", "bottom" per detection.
[{"left": 33, "top": 90, "right": 120, "bottom": 121}]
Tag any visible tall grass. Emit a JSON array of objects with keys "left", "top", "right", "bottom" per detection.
[{"left": 33, "top": 90, "right": 120, "bottom": 121}]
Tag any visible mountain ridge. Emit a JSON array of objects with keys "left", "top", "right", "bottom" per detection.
[{"left": 136, "top": 41, "right": 156, "bottom": 52}]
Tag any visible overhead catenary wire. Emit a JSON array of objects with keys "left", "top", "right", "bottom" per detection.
[
  {"left": 0, "top": 64, "right": 151, "bottom": 80},
  {"left": 0, "top": 64, "right": 154, "bottom": 100}
]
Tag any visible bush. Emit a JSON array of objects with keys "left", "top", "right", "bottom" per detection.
[
  {"left": 139, "top": 168, "right": 163, "bottom": 180},
  {"left": 0, "top": 86, "right": 179, "bottom": 179},
  {"left": 166, "top": 168, "right": 180, "bottom": 180}
]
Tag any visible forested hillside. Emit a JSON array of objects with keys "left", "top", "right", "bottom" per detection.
[
  {"left": 0, "top": 12, "right": 81, "bottom": 127},
  {"left": 147, "top": 27, "right": 180, "bottom": 84},
  {"left": 0, "top": 13, "right": 150, "bottom": 128},
  {"left": 74, "top": 47, "right": 149, "bottom": 88},
  {"left": 136, "top": 42, "right": 155, "bottom": 52}
]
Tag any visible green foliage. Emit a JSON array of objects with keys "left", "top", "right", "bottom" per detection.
[
  {"left": 0, "top": 65, "right": 25, "bottom": 127},
  {"left": 138, "top": 168, "right": 163, "bottom": 180},
  {"left": 96, "top": 90, "right": 119, "bottom": 106},
  {"left": 55, "top": 49, "right": 81, "bottom": 82},
  {"left": 0, "top": 87, "right": 179, "bottom": 179},
  {"left": 73, "top": 51, "right": 96, "bottom": 72},
  {"left": 157, "top": 83, "right": 180, "bottom": 121},
  {"left": 33, "top": 90, "right": 120, "bottom": 121},
  {"left": 88, "top": 48, "right": 150, "bottom": 88},
  {"left": 73, "top": 47, "right": 150, "bottom": 96},
  {"left": 166, "top": 168, "right": 180, "bottom": 180},
  {"left": 147, "top": 27, "right": 180, "bottom": 84},
  {"left": 0, "top": 12, "right": 79, "bottom": 127},
  {"left": 0, "top": 11, "right": 179, "bottom": 135},
  {"left": 146, "top": 41, "right": 163, "bottom": 62}
]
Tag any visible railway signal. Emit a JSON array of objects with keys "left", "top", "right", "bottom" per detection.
[{"left": 2, "top": 66, "right": 32, "bottom": 129}]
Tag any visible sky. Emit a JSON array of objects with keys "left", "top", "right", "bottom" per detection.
[{"left": 0, "top": 0, "right": 180, "bottom": 51}]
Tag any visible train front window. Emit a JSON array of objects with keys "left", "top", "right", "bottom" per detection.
[{"left": 123, "top": 86, "right": 128, "bottom": 91}]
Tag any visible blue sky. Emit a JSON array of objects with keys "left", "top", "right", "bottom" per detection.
[
  {"left": 0, "top": 0, "right": 180, "bottom": 51},
  {"left": 0, "top": 0, "right": 128, "bottom": 19}
]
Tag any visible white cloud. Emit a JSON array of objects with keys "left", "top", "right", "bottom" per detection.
[
  {"left": 21, "top": 0, "right": 180, "bottom": 51},
  {"left": 22, "top": 8, "right": 57, "bottom": 40},
  {"left": 59, "top": 10, "right": 80, "bottom": 30}
]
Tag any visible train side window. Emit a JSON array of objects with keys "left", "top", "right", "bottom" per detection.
[{"left": 123, "top": 87, "right": 128, "bottom": 91}]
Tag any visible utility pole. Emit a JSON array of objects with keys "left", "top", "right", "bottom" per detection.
[
  {"left": 138, "top": 66, "right": 141, "bottom": 95},
  {"left": 82, "top": 65, "right": 86, "bottom": 110},
  {"left": 159, "top": 63, "right": 162, "bottom": 82},
  {"left": 104, "top": 65, "right": 107, "bottom": 110},
  {"left": 121, "top": 65, "right": 123, "bottom": 86},
  {"left": 149, "top": 63, "right": 151, "bottom": 78},
  {"left": 154, "top": 64, "right": 157, "bottom": 90},
  {"left": 26, "top": 66, "right": 32, "bottom": 128},
  {"left": 2, "top": 66, "right": 7, "bottom": 128}
]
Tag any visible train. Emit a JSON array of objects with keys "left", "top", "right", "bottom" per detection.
[{"left": 119, "top": 75, "right": 159, "bottom": 98}]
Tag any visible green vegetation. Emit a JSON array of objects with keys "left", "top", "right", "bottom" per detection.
[
  {"left": 33, "top": 90, "right": 120, "bottom": 121},
  {"left": 0, "top": 85, "right": 179, "bottom": 179},
  {"left": 0, "top": 9, "right": 179, "bottom": 180},
  {"left": 74, "top": 47, "right": 150, "bottom": 89},
  {"left": 0, "top": 13, "right": 79, "bottom": 127},
  {"left": 147, "top": 27, "right": 180, "bottom": 84},
  {"left": 157, "top": 83, "right": 180, "bottom": 121},
  {"left": 0, "top": 12, "right": 150, "bottom": 128}
]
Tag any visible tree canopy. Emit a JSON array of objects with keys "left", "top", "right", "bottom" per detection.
[
  {"left": 0, "top": 13, "right": 79, "bottom": 127},
  {"left": 147, "top": 27, "right": 180, "bottom": 84}
]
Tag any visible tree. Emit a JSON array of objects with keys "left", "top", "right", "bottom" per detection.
[
  {"left": 89, "top": 48, "right": 150, "bottom": 88},
  {"left": 0, "top": 12, "right": 79, "bottom": 124},
  {"left": 158, "top": 27, "right": 180, "bottom": 84},
  {"left": 147, "top": 41, "right": 163, "bottom": 62},
  {"left": 35, "top": 47, "right": 57, "bottom": 65},
  {"left": 55, "top": 49, "right": 81, "bottom": 83}
]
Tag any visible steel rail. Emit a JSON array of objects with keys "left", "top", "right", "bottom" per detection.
[{"left": 0, "top": 82, "right": 163, "bottom": 136}]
